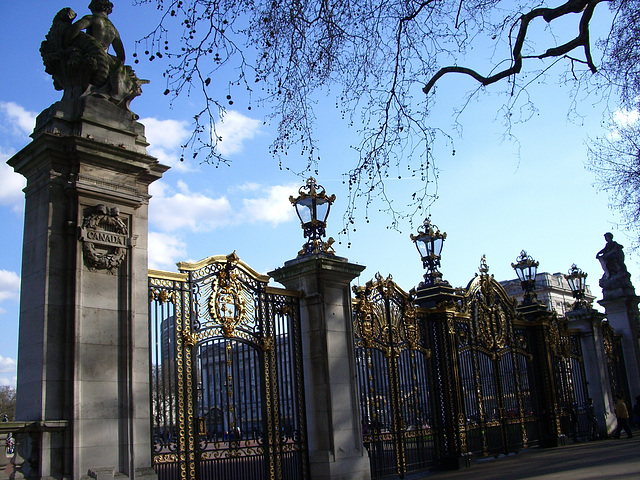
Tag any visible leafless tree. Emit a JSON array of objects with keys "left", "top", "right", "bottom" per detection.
[
  {"left": 588, "top": 119, "right": 640, "bottom": 241},
  {"left": 587, "top": 0, "right": 640, "bottom": 244},
  {"left": 136, "top": 0, "right": 638, "bottom": 230}
]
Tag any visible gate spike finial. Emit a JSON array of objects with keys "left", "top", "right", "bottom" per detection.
[{"left": 479, "top": 254, "right": 490, "bottom": 275}]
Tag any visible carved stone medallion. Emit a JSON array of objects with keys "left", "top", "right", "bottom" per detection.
[{"left": 80, "top": 204, "right": 129, "bottom": 274}]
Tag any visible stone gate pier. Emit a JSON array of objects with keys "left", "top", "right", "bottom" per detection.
[
  {"left": 8, "top": 95, "right": 168, "bottom": 478},
  {"left": 596, "top": 233, "right": 640, "bottom": 403},
  {"left": 7, "top": 3, "right": 169, "bottom": 477}
]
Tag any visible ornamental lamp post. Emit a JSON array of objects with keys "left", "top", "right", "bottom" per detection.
[
  {"left": 512, "top": 250, "right": 539, "bottom": 305},
  {"left": 289, "top": 177, "right": 336, "bottom": 256},
  {"left": 565, "top": 263, "right": 589, "bottom": 310},
  {"left": 411, "top": 217, "right": 447, "bottom": 287}
]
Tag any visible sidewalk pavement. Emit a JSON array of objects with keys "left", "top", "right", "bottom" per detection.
[{"left": 412, "top": 434, "right": 640, "bottom": 479}]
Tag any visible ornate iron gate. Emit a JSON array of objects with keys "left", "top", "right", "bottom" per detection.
[
  {"left": 456, "top": 273, "right": 540, "bottom": 457},
  {"left": 353, "top": 274, "right": 438, "bottom": 479},
  {"left": 148, "top": 253, "right": 308, "bottom": 480},
  {"left": 549, "top": 319, "right": 589, "bottom": 440},
  {"left": 602, "top": 320, "right": 630, "bottom": 402}
]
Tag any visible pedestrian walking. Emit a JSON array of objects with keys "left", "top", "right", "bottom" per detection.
[{"left": 614, "top": 394, "right": 633, "bottom": 439}]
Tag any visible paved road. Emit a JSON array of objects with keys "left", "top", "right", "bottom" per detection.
[{"left": 412, "top": 434, "right": 640, "bottom": 479}]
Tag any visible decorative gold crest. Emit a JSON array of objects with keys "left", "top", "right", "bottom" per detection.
[
  {"left": 476, "top": 275, "right": 508, "bottom": 350},
  {"left": 548, "top": 314, "right": 571, "bottom": 358},
  {"left": 352, "top": 273, "right": 426, "bottom": 354},
  {"left": 209, "top": 266, "right": 247, "bottom": 337},
  {"left": 602, "top": 320, "right": 615, "bottom": 358}
]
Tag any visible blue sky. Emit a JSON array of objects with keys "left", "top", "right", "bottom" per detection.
[{"left": 0, "top": 1, "right": 637, "bottom": 386}]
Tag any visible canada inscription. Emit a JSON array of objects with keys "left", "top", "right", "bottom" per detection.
[{"left": 80, "top": 204, "right": 130, "bottom": 273}]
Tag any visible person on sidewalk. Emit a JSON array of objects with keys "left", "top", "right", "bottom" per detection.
[{"left": 614, "top": 394, "right": 633, "bottom": 439}]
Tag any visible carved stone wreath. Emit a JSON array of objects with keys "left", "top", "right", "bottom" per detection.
[{"left": 80, "top": 205, "right": 129, "bottom": 274}]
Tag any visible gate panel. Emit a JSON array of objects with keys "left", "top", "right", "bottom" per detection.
[
  {"left": 551, "top": 325, "right": 589, "bottom": 440},
  {"left": 603, "top": 321, "right": 630, "bottom": 403},
  {"left": 149, "top": 272, "right": 189, "bottom": 479},
  {"left": 353, "top": 274, "right": 437, "bottom": 479},
  {"left": 149, "top": 254, "right": 308, "bottom": 480},
  {"left": 456, "top": 273, "right": 539, "bottom": 457}
]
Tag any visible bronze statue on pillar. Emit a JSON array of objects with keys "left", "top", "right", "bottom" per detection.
[{"left": 596, "top": 232, "right": 635, "bottom": 300}]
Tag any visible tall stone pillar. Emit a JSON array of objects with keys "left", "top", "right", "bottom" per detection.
[
  {"left": 566, "top": 308, "right": 615, "bottom": 435},
  {"left": 8, "top": 96, "right": 168, "bottom": 479},
  {"left": 270, "top": 254, "right": 371, "bottom": 480},
  {"left": 596, "top": 233, "right": 640, "bottom": 401}
]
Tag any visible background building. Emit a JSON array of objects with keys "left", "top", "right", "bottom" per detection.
[{"left": 500, "top": 272, "right": 596, "bottom": 315}]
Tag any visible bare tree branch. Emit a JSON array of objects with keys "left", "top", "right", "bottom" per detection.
[
  {"left": 136, "top": 0, "right": 638, "bottom": 233},
  {"left": 423, "top": 0, "right": 610, "bottom": 95}
]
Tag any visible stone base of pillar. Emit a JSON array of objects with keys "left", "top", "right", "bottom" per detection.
[
  {"left": 309, "top": 451, "right": 371, "bottom": 480},
  {"left": 84, "top": 467, "right": 157, "bottom": 480}
]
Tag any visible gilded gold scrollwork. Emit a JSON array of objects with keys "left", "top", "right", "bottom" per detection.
[
  {"left": 208, "top": 266, "right": 247, "bottom": 338},
  {"left": 150, "top": 288, "right": 174, "bottom": 304},
  {"left": 602, "top": 321, "right": 615, "bottom": 358},
  {"left": 548, "top": 314, "right": 572, "bottom": 358},
  {"left": 458, "top": 413, "right": 468, "bottom": 453},
  {"left": 182, "top": 330, "right": 198, "bottom": 348},
  {"left": 262, "top": 335, "right": 274, "bottom": 352},
  {"left": 477, "top": 302, "right": 508, "bottom": 350},
  {"left": 403, "top": 304, "right": 419, "bottom": 349},
  {"left": 353, "top": 274, "right": 426, "bottom": 353}
]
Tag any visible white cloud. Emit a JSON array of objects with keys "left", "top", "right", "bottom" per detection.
[
  {"left": 139, "top": 117, "right": 192, "bottom": 171},
  {"left": 215, "top": 110, "right": 262, "bottom": 156},
  {"left": 149, "top": 180, "right": 299, "bottom": 237},
  {"left": 148, "top": 232, "right": 187, "bottom": 270},
  {"left": 140, "top": 117, "right": 191, "bottom": 150},
  {"left": 149, "top": 181, "right": 233, "bottom": 233},
  {"left": 0, "top": 355, "right": 17, "bottom": 387},
  {"left": 0, "top": 356, "right": 16, "bottom": 371},
  {"left": 0, "top": 153, "right": 26, "bottom": 212},
  {"left": 138, "top": 111, "right": 261, "bottom": 164},
  {"left": 0, "top": 377, "right": 15, "bottom": 387},
  {"left": 0, "top": 102, "right": 37, "bottom": 136},
  {"left": 0, "top": 270, "right": 20, "bottom": 304},
  {"left": 241, "top": 183, "right": 298, "bottom": 225},
  {"left": 233, "top": 182, "right": 261, "bottom": 193},
  {"left": 607, "top": 108, "right": 640, "bottom": 140},
  {"left": 613, "top": 108, "right": 639, "bottom": 128},
  {"left": 148, "top": 146, "right": 189, "bottom": 171},
  {"left": 149, "top": 180, "right": 169, "bottom": 199}
]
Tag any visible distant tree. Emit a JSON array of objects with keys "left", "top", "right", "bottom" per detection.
[
  {"left": 587, "top": 0, "right": 640, "bottom": 245},
  {"left": 587, "top": 118, "right": 640, "bottom": 243},
  {"left": 136, "top": 0, "right": 638, "bottom": 229},
  {"left": 0, "top": 386, "right": 16, "bottom": 421}
]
